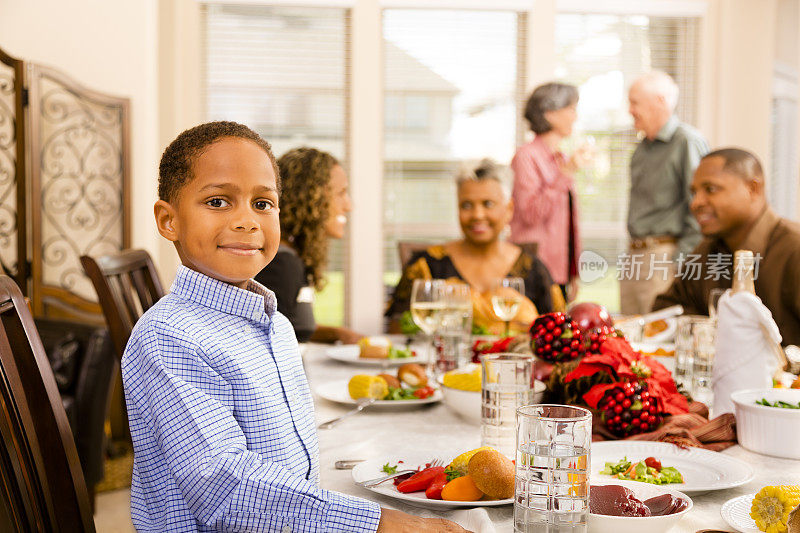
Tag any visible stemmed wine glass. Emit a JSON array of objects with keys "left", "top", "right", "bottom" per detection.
[
  {"left": 491, "top": 277, "right": 525, "bottom": 337},
  {"left": 410, "top": 279, "right": 446, "bottom": 372}
]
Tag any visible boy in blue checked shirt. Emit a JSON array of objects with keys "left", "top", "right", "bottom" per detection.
[{"left": 122, "top": 121, "right": 469, "bottom": 532}]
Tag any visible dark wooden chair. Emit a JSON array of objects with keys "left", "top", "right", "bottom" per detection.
[
  {"left": 397, "top": 241, "right": 432, "bottom": 269},
  {"left": 80, "top": 249, "right": 165, "bottom": 440},
  {"left": 0, "top": 275, "right": 95, "bottom": 532},
  {"left": 80, "top": 249, "right": 165, "bottom": 361}
]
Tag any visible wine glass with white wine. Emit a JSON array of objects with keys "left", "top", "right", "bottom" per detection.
[
  {"left": 491, "top": 277, "right": 525, "bottom": 337},
  {"left": 410, "top": 279, "right": 446, "bottom": 371}
]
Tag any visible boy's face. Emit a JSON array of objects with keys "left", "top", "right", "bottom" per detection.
[{"left": 155, "top": 137, "right": 280, "bottom": 288}]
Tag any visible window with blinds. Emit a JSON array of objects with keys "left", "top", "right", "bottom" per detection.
[
  {"left": 202, "top": 3, "right": 350, "bottom": 326},
  {"left": 382, "top": 9, "right": 525, "bottom": 283},
  {"left": 555, "top": 13, "right": 701, "bottom": 311}
]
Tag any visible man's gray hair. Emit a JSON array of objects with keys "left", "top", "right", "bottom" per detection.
[
  {"left": 455, "top": 158, "right": 510, "bottom": 197},
  {"left": 634, "top": 70, "right": 679, "bottom": 112}
]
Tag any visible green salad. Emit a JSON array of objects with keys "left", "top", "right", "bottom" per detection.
[
  {"left": 755, "top": 398, "right": 800, "bottom": 409},
  {"left": 388, "top": 346, "right": 414, "bottom": 359},
  {"left": 600, "top": 456, "right": 684, "bottom": 485}
]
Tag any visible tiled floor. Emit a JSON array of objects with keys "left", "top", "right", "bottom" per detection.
[{"left": 94, "top": 488, "right": 135, "bottom": 532}]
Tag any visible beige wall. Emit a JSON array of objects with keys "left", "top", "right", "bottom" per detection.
[
  {"left": 0, "top": 0, "right": 162, "bottom": 267},
  {"left": 700, "top": 0, "right": 777, "bottom": 176}
]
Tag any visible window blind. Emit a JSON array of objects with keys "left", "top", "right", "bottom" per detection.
[
  {"left": 382, "top": 8, "right": 525, "bottom": 280},
  {"left": 202, "top": 3, "right": 350, "bottom": 325}
]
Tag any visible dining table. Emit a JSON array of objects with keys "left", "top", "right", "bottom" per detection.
[{"left": 301, "top": 341, "right": 800, "bottom": 533}]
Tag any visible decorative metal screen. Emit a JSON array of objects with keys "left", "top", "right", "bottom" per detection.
[
  {"left": 0, "top": 48, "right": 26, "bottom": 290},
  {"left": 27, "top": 64, "right": 130, "bottom": 320}
]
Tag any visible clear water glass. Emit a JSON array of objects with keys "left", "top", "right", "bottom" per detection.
[
  {"left": 674, "top": 315, "right": 716, "bottom": 399},
  {"left": 708, "top": 288, "right": 726, "bottom": 320},
  {"left": 691, "top": 318, "right": 716, "bottom": 406},
  {"left": 515, "top": 404, "right": 592, "bottom": 533},
  {"left": 480, "top": 353, "right": 534, "bottom": 458},
  {"left": 435, "top": 282, "right": 472, "bottom": 375}
]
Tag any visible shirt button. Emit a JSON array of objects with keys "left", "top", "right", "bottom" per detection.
[
  {"left": 242, "top": 325, "right": 253, "bottom": 335},
  {"left": 281, "top": 526, "right": 291, "bottom": 533}
]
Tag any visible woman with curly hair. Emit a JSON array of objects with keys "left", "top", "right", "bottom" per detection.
[{"left": 255, "top": 147, "right": 362, "bottom": 343}]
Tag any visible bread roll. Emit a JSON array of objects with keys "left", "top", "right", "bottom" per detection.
[
  {"left": 377, "top": 373, "right": 401, "bottom": 389},
  {"left": 398, "top": 363, "right": 428, "bottom": 387},
  {"left": 467, "top": 449, "right": 514, "bottom": 499}
]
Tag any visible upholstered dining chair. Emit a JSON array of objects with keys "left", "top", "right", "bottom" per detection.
[
  {"left": 0, "top": 275, "right": 95, "bottom": 532},
  {"left": 80, "top": 249, "right": 165, "bottom": 440},
  {"left": 80, "top": 249, "right": 165, "bottom": 361}
]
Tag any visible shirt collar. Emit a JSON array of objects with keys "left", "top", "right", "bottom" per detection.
[
  {"left": 171, "top": 265, "right": 277, "bottom": 322},
  {"left": 737, "top": 207, "right": 780, "bottom": 258},
  {"left": 653, "top": 115, "right": 680, "bottom": 143}
]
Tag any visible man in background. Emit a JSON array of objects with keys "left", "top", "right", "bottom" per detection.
[
  {"left": 622, "top": 70, "right": 709, "bottom": 314},
  {"left": 654, "top": 148, "right": 800, "bottom": 347}
]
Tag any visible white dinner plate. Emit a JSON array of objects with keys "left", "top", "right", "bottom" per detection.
[
  {"left": 314, "top": 379, "right": 441, "bottom": 408},
  {"left": 721, "top": 494, "right": 758, "bottom": 533},
  {"left": 591, "top": 441, "right": 754, "bottom": 493},
  {"left": 643, "top": 317, "right": 678, "bottom": 343},
  {"left": 323, "top": 342, "right": 424, "bottom": 367},
  {"left": 351, "top": 451, "right": 513, "bottom": 509}
]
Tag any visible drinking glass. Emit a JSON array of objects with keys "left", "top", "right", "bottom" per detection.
[
  {"left": 691, "top": 318, "right": 717, "bottom": 406},
  {"left": 480, "top": 353, "right": 534, "bottom": 458},
  {"left": 515, "top": 404, "right": 592, "bottom": 533},
  {"left": 491, "top": 277, "right": 525, "bottom": 336},
  {"left": 435, "top": 282, "right": 472, "bottom": 375},
  {"left": 708, "top": 288, "right": 726, "bottom": 320},
  {"left": 674, "top": 315, "right": 716, "bottom": 399},
  {"left": 410, "top": 279, "right": 446, "bottom": 372}
]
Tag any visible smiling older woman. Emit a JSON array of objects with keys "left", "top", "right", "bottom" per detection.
[{"left": 386, "top": 159, "right": 565, "bottom": 336}]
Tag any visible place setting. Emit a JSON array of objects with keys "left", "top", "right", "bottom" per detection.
[{"left": 308, "top": 267, "right": 800, "bottom": 533}]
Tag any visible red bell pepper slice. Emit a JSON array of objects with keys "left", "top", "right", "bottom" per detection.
[
  {"left": 396, "top": 466, "right": 445, "bottom": 493},
  {"left": 424, "top": 471, "right": 448, "bottom": 500}
]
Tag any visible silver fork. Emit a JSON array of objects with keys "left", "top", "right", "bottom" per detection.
[
  {"left": 358, "top": 458, "right": 444, "bottom": 488},
  {"left": 318, "top": 397, "right": 375, "bottom": 429}
]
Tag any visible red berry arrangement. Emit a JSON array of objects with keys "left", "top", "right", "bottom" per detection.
[
  {"left": 584, "top": 325, "right": 623, "bottom": 355},
  {"left": 596, "top": 380, "right": 664, "bottom": 437},
  {"left": 530, "top": 312, "right": 586, "bottom": 363}
]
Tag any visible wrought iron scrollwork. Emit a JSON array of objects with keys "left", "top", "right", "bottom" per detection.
[
  {"left": 0, "top": 64, "right": 18, "bottom": 276},
  {"left": 36, "top": 75, "right": 126, "bottom": 301}
]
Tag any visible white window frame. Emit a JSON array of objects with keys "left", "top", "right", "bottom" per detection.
[{"left": 193, "top": 0, "right": 714, "bottom": 333}]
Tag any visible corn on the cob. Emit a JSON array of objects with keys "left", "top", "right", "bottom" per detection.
[
  {"left": 442, "top": 366, "right": 481, "bottom": 392},
  {"left": 347, "top": 375, "right": 388, "bottom": 400},
  {"left": 750, "top": 485, "right": 800, "bottom": 533},
  {"left": 447, "top": 446, "right": 496, "bottom": 476}
]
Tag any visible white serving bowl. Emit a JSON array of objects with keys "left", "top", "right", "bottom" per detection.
[
  {"left": 589, "top": 479, "right": 693, "bottom": 533},
  {"left": 731, "top": 388, "right": 800, "bottom": 459},
  {"left": 437, "top": 376, "right": 546, "bottom": 425}
]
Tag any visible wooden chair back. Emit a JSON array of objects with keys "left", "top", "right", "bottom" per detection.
[
  {"left": 80, "top": 249, "right": 165, "bottom": 360},
  {"left": 397, "top": 241, "right": 431, "bottom": 269},
  {"left": 0, "top": 275, "right": 95, "bottom": 532}
]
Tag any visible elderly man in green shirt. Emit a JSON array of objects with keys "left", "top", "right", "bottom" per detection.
[{"left": 621, "top": 70, "right": 709, "bottom": 315}]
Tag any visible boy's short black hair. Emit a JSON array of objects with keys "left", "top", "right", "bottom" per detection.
[{"left": 158, "top": 121, "right": 280, "bottom": 203}]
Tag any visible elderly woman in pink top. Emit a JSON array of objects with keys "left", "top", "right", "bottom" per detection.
[{"left": 510, "top": 82, "right": 589, "bottom": 302}]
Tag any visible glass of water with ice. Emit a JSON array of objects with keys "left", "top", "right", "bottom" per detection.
[
  {"left": 480, "top": 353, "right": 534, "bottom": 458},
  {"left": 515, "top": 404, "right": 592, "bottom": 533}
]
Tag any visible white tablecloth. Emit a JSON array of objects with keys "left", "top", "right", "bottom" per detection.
[{"left": 302, "top": 343, "right": 800, "bottom": 532}]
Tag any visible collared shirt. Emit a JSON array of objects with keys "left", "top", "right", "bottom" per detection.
[
  {"left": 628, "top": 115, "right": 709, "bottom": 256},
  {"left": 509, "top": 135, "right": 581, "bottom": 284},
  {"left": 654, "top": 208, "right": 800, "bottom": 347},
  {"left": 122, "top": 266, "right": 381, "bottom": 532}
]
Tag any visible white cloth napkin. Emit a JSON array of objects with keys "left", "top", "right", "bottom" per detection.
[{"left": 712, "top": 290, "right": 782, "bottom": 415}]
